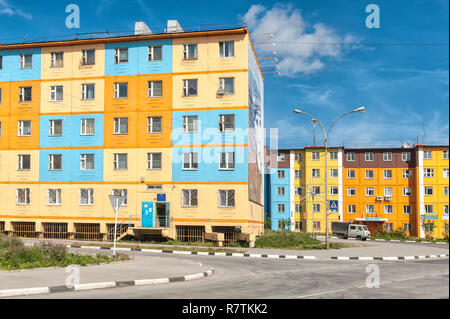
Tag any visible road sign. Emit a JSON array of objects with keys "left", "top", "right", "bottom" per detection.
[
  {"left": 109, "top": 195, "right": 126, "bottom": 212},
  {"left": 329, "top": 200, "right": 339, "bottom": 212}
]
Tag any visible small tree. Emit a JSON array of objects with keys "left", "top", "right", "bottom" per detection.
[
  {"left": 422, "top": 221, "right": 436, "bottom": 239},
  {"left": 265, "top": 217, "right": 272, "bottom": 230}
]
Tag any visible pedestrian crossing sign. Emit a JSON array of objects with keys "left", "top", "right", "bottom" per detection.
[{"left": 330, "top": 200, "right": 339, "bottom": 212}]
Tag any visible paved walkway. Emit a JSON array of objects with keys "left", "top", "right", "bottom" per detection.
[{"left": 0, "top": 255, "right": 210, "bottom": 291}]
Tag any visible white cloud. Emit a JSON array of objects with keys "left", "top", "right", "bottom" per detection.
[
  {"left": 0, "top": 0, "right": 32, "bottom": 20},
  {"left": 242, "top": 3, "right": 359, "bottom": 77}
]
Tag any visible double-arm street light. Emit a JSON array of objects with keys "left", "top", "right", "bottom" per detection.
[{"left": 293, "top": 107, "right": 366, "bottom": 249}]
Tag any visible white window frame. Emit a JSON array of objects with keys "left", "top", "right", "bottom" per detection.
[
  {"left": 365, "top": 170, "right": 374, "bottom": 179},
  {"left": 80, "top": 118, "right": 95, "bottom": 136},
  {"left": 348, "top": 205, "right": 357, "bottom": 214},
  {"left": 330, "top": 169, "right": 339, "bottom": 178},
  {"left": 366, "top": 205, "right": 375, "bottom": 214},
  {"left": 148, "top": 81, "right": 163, "bottom": 98},
  {"left": 147, "top": 153, "right": 162, "bottom": 170},
  {"left": 182, "top": 189, "right": 198, "bottom": 207},
  {"left": 112, "top": 189, "right": 128, "bottom": 206},
  {"left": 443, "top": 150, "right": 449, "bottom": 160},
  {"left": 403, "top": 187, "right": 412, "bottom": 197},
  {"left": 18, "top": 120, "right": 31, "bottom": 136},
  {"left": 425, "top": 205, "right": 434, "bottom": 214},
  {"left": 383, "top": 152, "right": 392, "bottom": 161},
  {"left": 384, "top": 187, "right": 393, "bottom": 197},
  {"left": 183, "top": 43, "right": 198, "bottom": 60},
  {"left": 424, "top": 187, "right": 433, "bottom": 196},
  {"left": 312, "top": 169, "right": 320, "bottom": 178},
  {"left": 114, "top": 82, "right": 128, "bottom": 99},
  {"left": 402, "top": 152, "right": 411, "bottom": 161},
  {"left": 18, "top": 154, "right": 31, "bottom": 170},
  {"left": 79, "top": 188, "right": 94, "bottom": 206},
  {"left": 114, "top": 117, "right": 128, "bottom": 135},
  {"left": 219, "top": 114, "right": 235, "bottom": 132},
  {"left": 183, "top": 116, "right": 198, "bottom": 133},
  {"left": 403, "top": 205, "right": 412, "bottom": 215},
  {"left": 365, "top": 152, "right": 374, "bottom": 161},
  {"left": 384, "top": 205, "right": 393, "bottom": 214},
  {"left": 183, "top": 152, "right": 199, "bottom": 170},
  {"left": 16, "top": 188, "right": 30, "bottom": 205},
  {"left": 81, "top": 49, "right": 95, "bottom": 65},
  {"left": 402, "top": 170, "right": 413, "bottom": 179},
  {"left": 80, "top": 154, "right": 95, "bottom": 170},
  {"left": 443, "top": 168, "right": 449, "bottom": 178},
  {"left": 347, "top": 188, "right": 356, "bottom": 196},
  {"left": 384, "top": 170, "right": 393, "bottom": 179},
  {"left": 81, "top": 83, "right": 95, "bottom": 100},
  {"left": 330, "top": 186, "right": 339, "bottom": 195},
  {"left": 49, "top": 119, "right": 62, "bottom": 136},
  {"left": 312, "top": 204, "right": 321, "bottom": 213},
  {"left": 219, "top": 41, "right": 234, "bottom": 58},
  {"left": 278, "top": 187, "right": 286, "bottom": 196},
  {"left": 347, "top": 170, "right": 356, "bottom": 179},
  {"left": 19, "top": 87, "right": 32, "bottom": 102},
  {"left": 49, "top": 86, "right": 63, "bottom": 102},
  {"left": 113, "top": 153, "right": 128, "bottom": 171},
  {"left": 424, "top": 168, "right": 434, "bottom": 178},
  {"left": 182, "top": 79, "right": 198, "bottom": 96},
  {"left": 47, "top": 189, "right": 62, "bottom": 206},
  {"left": 218, "top": 77, "right": 235, "bottom": 95},
  {"left": 346, "top": 152, "right": 355, "bottom": 161},
  {"left": 365, "top": 188, "right": 375, "bottom": 197},
  {"left": 147, "top": 117, "right": 162, "bottom": 134},
  {"left": 218, "top": 190, "right": 235, "bottom": 208},
  {"left": 48, "top": 154, "right": 62, "bottom": 171},
  {"left": 148, "top": 45, "right": 162, "bottom": 62},
  {"left": 277, "top": 170, "right": 285, "bottom": 179},
  {"left": 20, "top": 53, "right": 32, "bottom": 69},
  {"left": 423, "top": 151, "right": 432, "bottom": 160},
  {"left": 114, "top": 47, "right": 128, "bottom": 64},
  {"left": 50, "top": 52, "right": 64, "bottom": 68},
  {"left": 330, "top": 152, "right": 338, "bottom": 160},
  {"left": 312, "top": 152, "right": 320, "bottom": 161}
]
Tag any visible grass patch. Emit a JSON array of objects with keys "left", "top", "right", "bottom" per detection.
[
  {"left": 0, "top": 235, "right": 128, "bottom": 271},
  {"left": 255, "top": 231, "right": 351, "bottom": 250}
]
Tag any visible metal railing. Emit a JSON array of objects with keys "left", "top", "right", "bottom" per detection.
[
  {"left": 107, "top": 216, "right": 133, "bottom": 240},
  {"left": 154, "top": 216, "right": 171, "bottom": 228}
]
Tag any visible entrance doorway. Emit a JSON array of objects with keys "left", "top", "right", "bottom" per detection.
[{"left": 155, "top": 203, "right": 170, "bottom": 228}]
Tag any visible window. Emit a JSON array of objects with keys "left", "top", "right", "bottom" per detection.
[
  {"left": 114, "top": 82, "right": 128, "bottom": 99},
  {"left": 148, "top": 45, "right": 162, "bottom": 61},
  {"left": 347, "top": 170, "right": 356, "bottom": 179},
  {"left": 403, "top": 187, "right": 412, "bottom": 196},
  {"left": 383, "top": 152, "right": 392, "bottom": 161},
  {"left": 81, "top": 84, "right": 95, "bottom": 100},
  {"left": 148, "top": 81, "right": 162, "bottom": 97},
  {"left": 312, "top": 152, "right": 320, "bottom": 161},
  {"left": 80, "top": 154, "right": 95, "bottom": 170},
  {"left": 330, "top": 187, "right": 339, "bottom": 195},
  {"left": 365, "top": 152, "right": 374, "bottom": 161},
  {"left": 295, "top": 170, "right": 302, "bottom": 179},
  {"left": 0, "top": 55, "right": 2, "bottom": 70},
  {"left": 16, "top": 188, "right": 30, "bottom": 205},
  {"left": 79, "top": 188, "right": 94, "bottom": 206},
  {"left": 278, "top": 187, "right": 285, "bottom": 196},
  {"left": 347, "top": 188, "right": 356, "bottom": 196},
  {"left": 147, "top": 153, "right": 162, "bottom": 170},
  {"left": 219, "top": 114, "right": 235, "bottom": 132},
  {"left": 81, "top": 118, "right": 95, "bottom": 136},
  {"left": 403, "top": 223, "right": 412, "bottom": 233},
  {"left": 346, "top": 152, "right": 355, "bottom": 161},
  {"left": 147, "top": 117, "right": 162, "bottom": 134},
  {"left": 50, "top": 86, "right": 63, "bottom": 101},
  {"left": 277, "top": 153, "right": 285, "bottom": 162},
  {"left": 18, "top": 154, "right": 31, "bottom": 170},
  {"left": 295, "top": 187, "right": 303, "bottom": 196},
  {"left": 218, "top": 78, "right": 234, "bottom": 95},
  {"left": 312, "top": 169, "right": 320, "bottom": 178},
  {"left": 384, "top": 170, "right": 393, "bottom": 179},
  {"left": 20, "top": 53, "right": 32, "bottom": 69},
  {"left": 147, "top": 185, "right": 163, "bottom": 191},
  {"left": 295, "top": 222, "right": 303, "bottom": 231},
  {"left": 49, "top": 120, "right": 62, "bottom": 136},
  {"left": 219, "top": 41, "right": 234, "bottom": 57},
  {"left": 443, "top": 150, "right": 449, "bottom": 160},
  {"left": 18, "top": 120, "right": 31, "bottom": 136},
  {"left": 0, "top": 88, "right": 2, "bottom": 104},
  {"left": 424, "top": 168, "right": 434, "bottom": 177},
  {"left": 313, "top": 221, "right": 321, "bottom": 231},
  {"left": 402, "top": 152, "right": 411, "bottom": 161},
  {"left": 424, "top": 150, "right": 432, "bottom": 160},
  {"left": 330, "top": 152, "right": 338, "bottom": 160},
  {"left": 81, "top": 49, "right": 95, "bottom": 65},
  {"left": 384, "top": 205, "right": 393, "bottom": 214},
  {"left": 48, "top": 154, "right": 62, "bottom": 171},
  {"left": 402, "top": 170, "right": 413, "bottom": 179},
  {"left": 365, "top": 170, "right": 374, "bottom": 179},
  {"left": 425, "top": 205, "right": 434, "bottom": 214},
  {"left": 219, "top": 152, "right": 235, "bottom": 170},
  {"left": 183, "top": 116, "right": 198, "bottom": 133},
  {"left": 295, "top": 153, "right": 303, "bottom": 162},
  {"left": 444, "top": 187, "right": 449, "bottom": 196},
  {"left": 19, "top": 87, "right": 32, "bottom": 102},
  {"left": 424, "top": 187, "right": 433, "bottom": 196},
  {"left": 403, "top": 205, "right": 412, "bottom": 215},
  {"left": 183, "top": 79, "right": 198, "bottom": 96},
  {"left": 113, "top": 153, "right": 128, "bottom": 170},
  {"left": 385, "top": 223, "right": 394, "bottom": 232},
  {"left": 443, "top": 168, "right": 449, "bottom": 178},
  {"left": 50, "top": 52, "right": 64, "bottom": 68},
  {"left": 384, "top": 187, "right": 393, "bottom": 197},
  {"left": 47, "top": 189, "right": 62, "bottom": 206},
  {"left": 365, "top": 188, "right": 375, "bottom": 197},
  {"left": 312, "top": 186, "right": 320, "bottom": 195},
  {"left": 348, "top": 205, "right": 356, "bottom": 214},
  {"left": 312, "top": 204, "right": 321, "bottom": 213},
  {"left": 114, "top": 48, "right": 128, "bottom": 64},
  {"left": 182, "top": 189, "right": 198, "bottom": 207},
  {"left": 366, "top": 205, "right": 375, "bottom": 214},
  {"left": 277, "top": 170, "right": 285, "bottom": 179},
  {"left": 295, "top": 204, "right": 303, "bottom": 213},
  {"left": 219, "top": 190, "right": 235, "bottom": 208},
  {"left": 445, "top": 205, "right": 449, "bottom": 214},
  {"left": 183, "top": 44, "right": 198, "bottom": 60},
  {"left": 277, "top": 204, "right": 286, "bottom": 213},
  {"left": 114, "top": 117, "right": 128, "bottom": 134},
  {"left": 112, "top": 189, "right": 127, "bottom": 206},
  {"left": 183, "top": 152, "right": 198, "bottom": 170}
]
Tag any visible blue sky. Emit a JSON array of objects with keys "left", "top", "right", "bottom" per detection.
[{"left": 1, "top": 0, "right": 448, "bottom": 148}]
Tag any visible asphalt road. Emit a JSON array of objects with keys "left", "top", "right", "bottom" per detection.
[{"left": 13, "top": 252, "right": 449, "bottom": 299}]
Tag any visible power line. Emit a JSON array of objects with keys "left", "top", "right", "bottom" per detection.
[{"left": 272, "top": 42, "right": 449, "bottom": 47}]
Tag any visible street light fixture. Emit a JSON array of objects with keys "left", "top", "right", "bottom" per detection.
[{"left": 293, "top": 107, "right": 366, "bottom": 249}]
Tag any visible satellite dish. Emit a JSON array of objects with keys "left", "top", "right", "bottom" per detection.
[{"left": 402, "top": 142, "right": 412, "bottom": 149}]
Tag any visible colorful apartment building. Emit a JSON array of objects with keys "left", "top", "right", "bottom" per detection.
[
  {"left": 0, "top": 22, "right": 265, "bottom": 244},
  {"left": 266, "top": 145, "right": 449, "bottom": 239}
]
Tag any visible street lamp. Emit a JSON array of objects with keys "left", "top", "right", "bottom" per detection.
[{"left": 293, "top": 107, "right": 365, "bottom": 249}]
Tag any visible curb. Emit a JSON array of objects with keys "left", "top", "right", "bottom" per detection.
[
  {"left": 66, "top": 244, "right": 449, "bottom": 262},
  {"left": 0, "top": 268, "right": 214, "bottom": 298},
  {"left": 316, "top": 236, "right": 449, "bottom": 245}
]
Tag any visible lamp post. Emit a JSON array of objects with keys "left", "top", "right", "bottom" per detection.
[{"left": 293, "top": 107, "right": 365, "bottom": 249}]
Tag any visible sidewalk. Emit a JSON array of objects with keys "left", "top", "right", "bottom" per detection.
[{"left": 0, "top": 255, "right": 211, "bottom": 291}]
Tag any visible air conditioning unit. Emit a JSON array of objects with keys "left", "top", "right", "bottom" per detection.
[
  {"left": 385, "top": 196, "right": 392, "bottom": 201},
  {"left": 217, "top": 88, "right": 225, "bottom": 95},
  {"left": 376, "top": 196, "right": 384, "bottom": 201}
]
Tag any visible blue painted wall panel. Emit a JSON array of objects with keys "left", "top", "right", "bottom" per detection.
[
  {"left": 40, "top": 114, "right": 104, "bottom": 148},
  {"left": 105, "top": 39, "right": 172, "bottom": 76},
  {"left": 0, "top": 48, "right": 41, "bottom": 82},
  {"left": 39, "top": 149, "right": 103, "bottom": 182},
  {"left": 269, "top": 168, "right": 291, "bottom": 231},
  {"left": 172, "top": 146, "right": 248, "bottom": 182}
]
